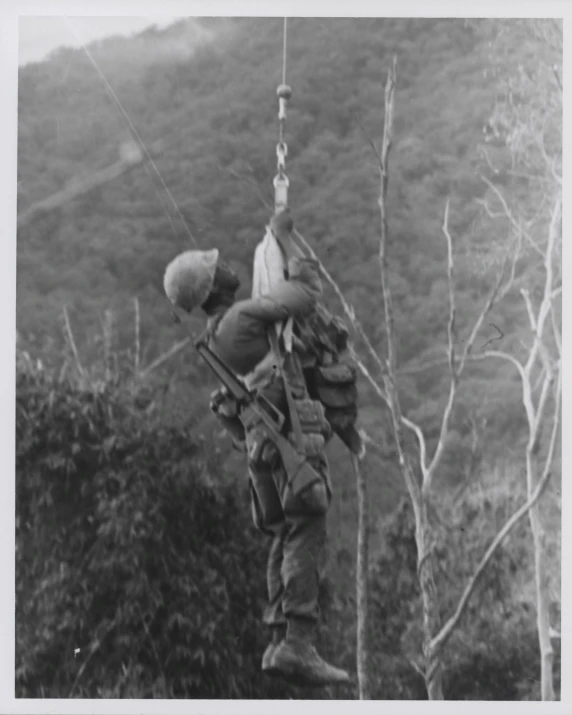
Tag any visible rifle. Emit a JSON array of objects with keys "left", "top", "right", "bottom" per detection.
[{"left": 195, "top": 336, "right": 324, "bottom": 497}]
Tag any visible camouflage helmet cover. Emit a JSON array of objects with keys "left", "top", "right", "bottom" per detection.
[{"left": 163, "top": 249, "right": 219, "bottom": 313}]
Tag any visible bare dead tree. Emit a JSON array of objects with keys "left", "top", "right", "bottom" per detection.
[
  {"left": 360, "top": 58, "right": 561, "bottom": 700},
  {"left": 474, "top": 20, "right": 562, "bottom": 699},
  {"left": 471, "top": 199, "right": 561, "bottom": 700},
  {"left": 352, "top": 454, "right": 371, "bottom": 699}
]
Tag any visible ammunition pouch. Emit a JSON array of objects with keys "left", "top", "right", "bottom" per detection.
[
  {"left": 300, "top": 309, "right": 350, "bottom": 356},
  {"left": 293, "top": 432, "right": 326, "bottom": 459},
  {"left": 314, "top": 362, "right": 358, "bottom": 408},
  {"left": 294, "top": 398, "right": 332, "bottom": 441},
  {"left": 306, "top": 361, "right": 363, "bottom": 455}
]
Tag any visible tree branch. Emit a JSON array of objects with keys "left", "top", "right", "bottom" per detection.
[
  {"left": 444, "top": 199, "right": 456, "bottom": 379},
  {"left": 471, "top": 350, "right": 534, "bottom": 429},
  {"left": 550, "top": 303, "right": 561, "bottom": 357},
  {"left": 294, "top": 228, "right": 388, "bottom": 380},
  {"left": 425, "top": 200, "right": 457, "bottom": 488},
  {"left": 457, "top": 259, "right": 507, "bottom": 375},
  {"left": 139, "top": 338, "right": 191, "bottom": 379},
  {"left": 402, "top": 416, "right": 428, "bottom": 477},
  {"left": 521, "top": 288, "right": 537, "bottom": 332},
  {"left": 429, "top": 363, "right": 560, "bottom": 655},
  {"left": 523, "top": 195, "right": 561, "bottom": 378},
  {"left": 374, "top": 58, "right": 422, "bottom": 505},
  {"left": 62, "top": 306, "right": 85, "bottom": 378},
  {"left": 349, "top": 345, "right": 389, "bottom": 407},
  {"left": 352, "top": 112, "right": 381, "bottom": 169},
  {"left": 531, "top": 367, "right": 554, "bottom": 446},
  {"left": 480, "top": 176, "right": 544, "bottom": 257},
  {"left": 425, "top": 240, "right": 508, "bottom": 484}
]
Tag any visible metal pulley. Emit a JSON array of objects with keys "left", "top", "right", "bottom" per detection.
[{"left": 277, "top": 83, "right": 292, "bottom": 121}]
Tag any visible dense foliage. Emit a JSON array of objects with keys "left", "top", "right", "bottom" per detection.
[
  {"left": 17, "top": 360, "right": 560, "bottom": 699},
  {"left": 17, "top": 18, "right": 533, "bottom": 470},
  {"left": 16, "top": 358, "right": 329, "bottom": 699}
]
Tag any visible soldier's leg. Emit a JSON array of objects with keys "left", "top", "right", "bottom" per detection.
[
  {"left": 247, "top": 447, "right": 287, "bottom": 674},
  {"left": 276, "top": 455, "right": 329, "bottom": 624},
  {"left": 263, "top": 524, "right": 287, "bottom": 630},
  {"left": 269, "top": 455, "right": 349, "bottom": 686}
]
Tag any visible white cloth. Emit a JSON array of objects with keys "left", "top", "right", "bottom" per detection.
[
  {"left": 252, "top": 226, "right": 287, "bottom": 299},
  {"left": 244, "top": 227, "right": 292, "bottom": 390}
]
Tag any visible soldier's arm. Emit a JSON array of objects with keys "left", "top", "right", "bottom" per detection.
[{"left": 239, "top": 256, "right": 322, "bottom": 324}]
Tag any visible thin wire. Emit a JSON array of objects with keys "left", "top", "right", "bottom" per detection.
[
  {"left": 282, "top": 18, "right": 288, "bottom": 86},
  {"left": 63, "top": 17, "right": 197, "bottom": 247}
]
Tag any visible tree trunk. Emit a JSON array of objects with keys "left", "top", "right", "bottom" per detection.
[
  {"left": 526, "top": 452, "right": 555, "bottom": 700},
  {"left": 416, "top": 502, "right": 444, "bottom": 700},
  {"left": 354, "top": 455, "right": 372, "bottom": 699}
]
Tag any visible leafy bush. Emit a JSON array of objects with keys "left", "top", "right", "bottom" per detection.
[{"left": 16, "top": 359, "right": 324, "bottom": 698}]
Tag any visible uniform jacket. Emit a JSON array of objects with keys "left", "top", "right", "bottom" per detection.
[{"left": 209, "top": 256, "right": 322, "bottom": 376}]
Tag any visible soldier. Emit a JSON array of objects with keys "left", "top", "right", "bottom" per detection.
[{"left": 164, "top": 211, "right": 350, "bottom": 687}]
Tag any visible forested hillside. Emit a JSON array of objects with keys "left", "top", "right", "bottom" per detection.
[
  {"left": 18, "top": 17, "right": 534, "bottom": 468},
  {"left": 16, "top": 17, "right": 562, "bottom": 700}
]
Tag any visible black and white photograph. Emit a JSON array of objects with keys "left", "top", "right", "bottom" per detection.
[{"left": 4, "top": 3, "right": 567, "bottom": 708}]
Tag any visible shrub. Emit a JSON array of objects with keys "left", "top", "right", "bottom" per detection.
[{"left": 16, "top": 360, "right": 320, "bottom": 698}]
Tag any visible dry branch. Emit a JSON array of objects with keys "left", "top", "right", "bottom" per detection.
[
  {"left": 550, "top": 303, "right": 561, "bottom": 356},
  {"left": 294, "top": 227, "right": 389, "bottom": 382},
  {"left": 480, "top": 176, "right": 544, "bottom": 257},
  {"left": 430, "top": 363, "right": 561, "bottom": 654},
  {"left": 62, "top": 306, "right": 85, "bottom": 377},
  {"left": 375, "top": 59, "right": 421, "bottom": 502},
  {"left": 425, "top": 201, "right": 508, "bottom": 487},
  {"left": 353, "top": 455, "right": 371, "bottom": 699},
  {"left": 522, "top": 196, "right": 561, "bottom": 377},
  {"left": 138, "top": 338, "right": 191, "bottom": 380}
]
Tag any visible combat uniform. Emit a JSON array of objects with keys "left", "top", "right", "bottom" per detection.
[
  {"left": 208, "top": 256, "right": 331, "bottom": 636},
  {"left": 164, "top": 241, "right": 353, "bottom": 686}
]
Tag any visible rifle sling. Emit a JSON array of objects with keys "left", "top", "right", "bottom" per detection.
[{"left": 267, "top": 326, "right": 305, "bottom": 453}]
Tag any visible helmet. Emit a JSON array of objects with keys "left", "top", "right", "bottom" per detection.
[{"left": 163, "top": 249, "right": 219, "bottom": 313}]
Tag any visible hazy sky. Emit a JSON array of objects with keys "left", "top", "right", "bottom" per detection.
[{"left": 19, "top": 16, "right": 178, "bottom": 65}]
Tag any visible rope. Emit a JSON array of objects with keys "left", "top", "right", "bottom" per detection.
[
  {"left": 63, "top": 17, "right": 197, "bottom": 247},
  {"left": 282, "top": 17, "right": 288, "bottom": 86}
]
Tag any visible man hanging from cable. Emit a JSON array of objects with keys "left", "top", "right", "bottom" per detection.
[{"left": 164, "top": 208, "right": 358, "bottom": 687}]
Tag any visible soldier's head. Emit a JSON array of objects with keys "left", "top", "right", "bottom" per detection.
[{"left": 163, "top": 249, "right": 240, "bottom": 318}]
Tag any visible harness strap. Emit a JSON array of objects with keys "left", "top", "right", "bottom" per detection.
[{"left": 268, "top": 326, "right": 305, "bottom": 452}]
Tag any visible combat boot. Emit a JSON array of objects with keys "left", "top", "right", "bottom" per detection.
[
  {"left": 270, "top": 618, "right": 350, "bottom": 687},
  {"left": 262, "top": 625, "right": 286, "bottom": 677}
]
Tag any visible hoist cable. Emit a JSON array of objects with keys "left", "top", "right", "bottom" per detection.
[
  {"left": 282, "top": 17, "right": 288, "bottom": 86},
  {"left": 63, "top": 17, "right": 197, "bottom": 247}
]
